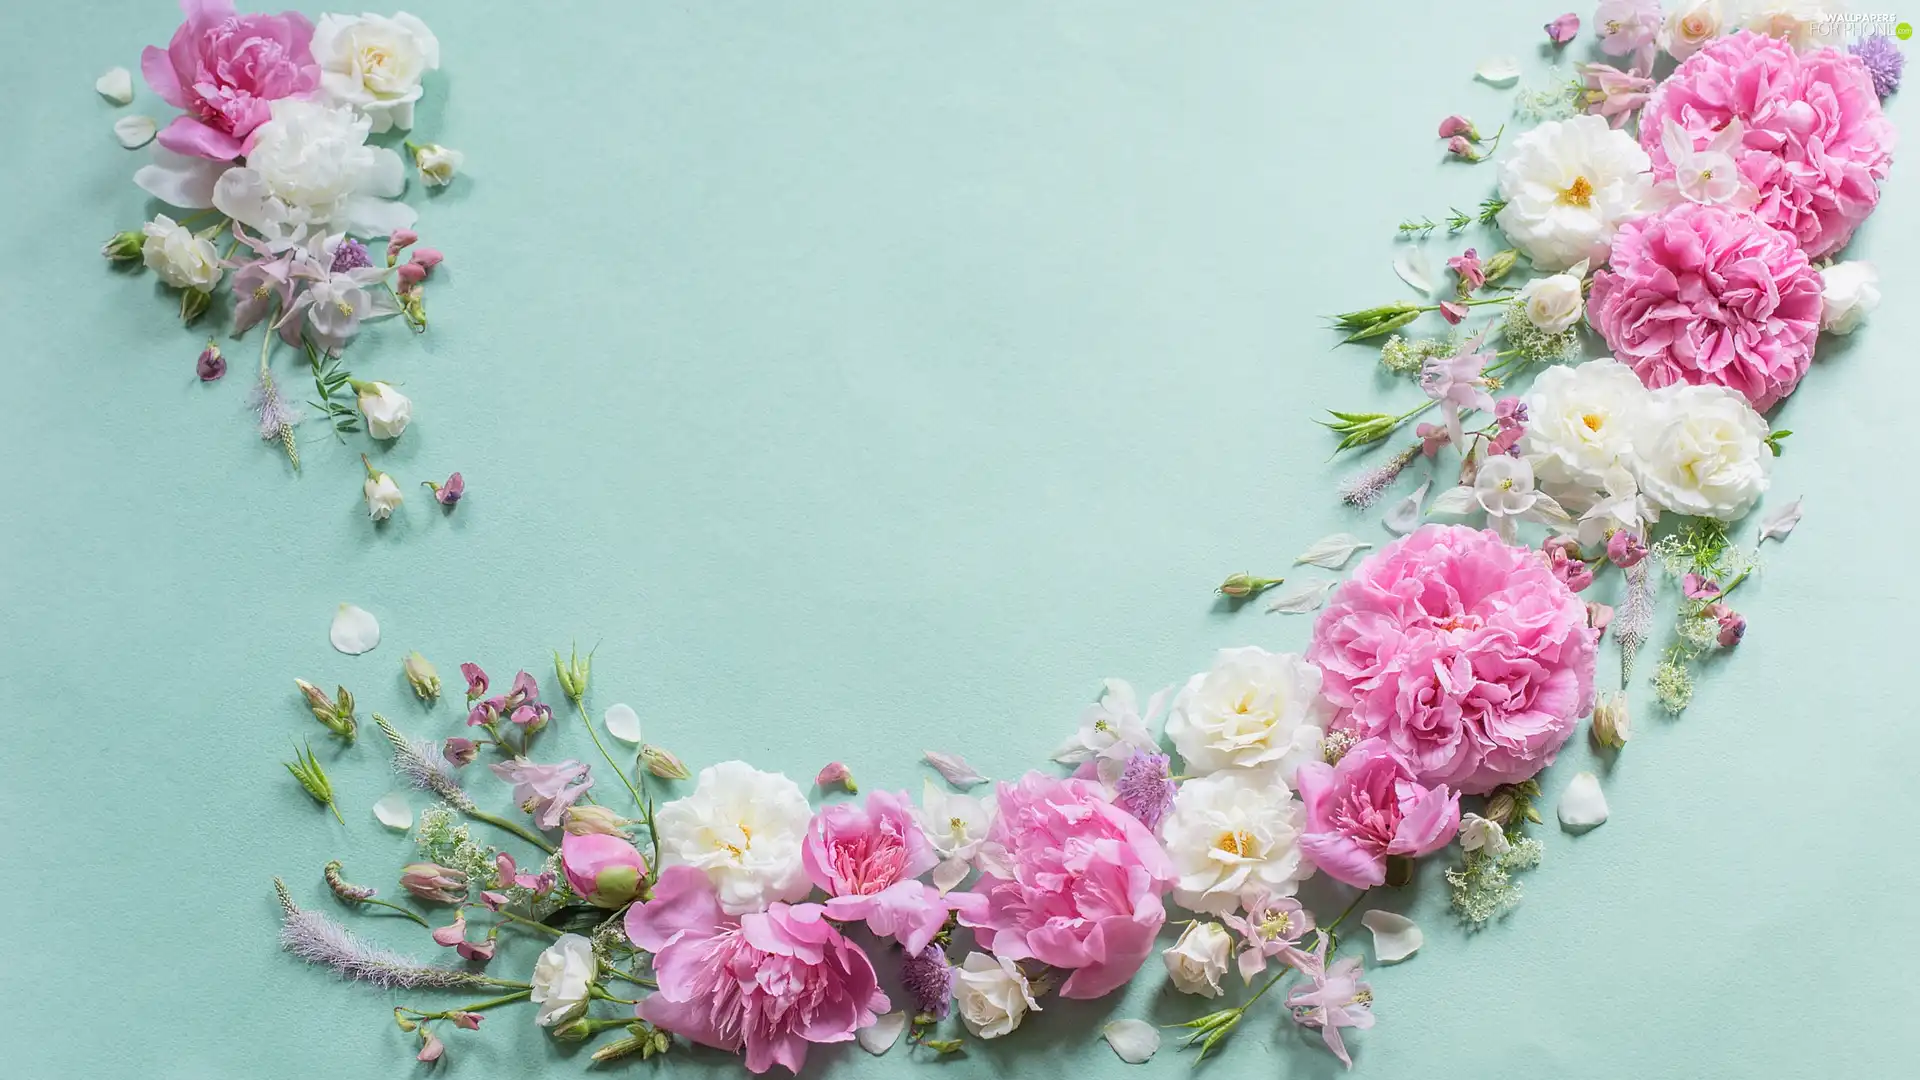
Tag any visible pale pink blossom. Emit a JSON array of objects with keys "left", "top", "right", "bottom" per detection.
[
  {"left": 560, "top": 831, "right": 647, "bottom": 908},
  {"left": 141, "top": 0, "right": 320, "bottom": 159}
]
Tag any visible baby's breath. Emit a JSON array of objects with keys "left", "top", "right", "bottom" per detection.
[{"left": 1653, "top": 657, "right": 1694, "bottom": 713}]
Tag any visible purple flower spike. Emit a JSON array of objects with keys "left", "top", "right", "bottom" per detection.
[{"left": 900, "top": 944, "right": 955, "bottom": 1019}]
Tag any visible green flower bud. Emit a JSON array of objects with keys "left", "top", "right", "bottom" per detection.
[
  {"left": 1342, "top": 307, "right": 1422, "bottom": 343},
  {"left": 179, "top": 287, "right": 212, "bottom": 324},
  {"left": 1481, "top": 248, "right": 1520, "bottom": 285},
  {"left": 1330, "top": 300, "right": 1421, "bottom": 329},
  {"left": 101, "top": 230, "right": 147, "bottom": 261},
  {"left": 554, "top": 646, "right": 592, "bottom": 704},
  {"left": 640, "top": 743, "right": 692, "bottom": 781},
  {"left": 1590, "top": 691, "right": 1630, "bottom": 750},
  {"left": 1216, "top": 573, "right": 1283, "bottom": 599},
  {"left": 404, "top": 651, "right": 442, "bottom": 702}
]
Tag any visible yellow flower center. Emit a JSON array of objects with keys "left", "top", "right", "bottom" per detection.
[
  {"left": 1582, "top": 413, "right": 1604, "bottom": 432},
  {"left": 336, "top": 300, "right": 356, "bottom": 317},
  {"left": 253, "top": 285, "right": 270, "bottom": 299},
  {"left": 1559, "top": 176, "right": 1594, "bottom": 207},
  {"left": 1215, "top": 830, "right": 1257, "bottom": 858},
  {"left": 1258, "top": 911, "right": 1294, "bottom": 939}
]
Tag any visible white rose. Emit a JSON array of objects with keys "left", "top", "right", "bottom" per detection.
[
  {"left": 364, "top": 469, "right": 404, "bottom": 520},
  {"left": 1661, "top": 0, "right": 1724, "bottom": 61},
  {"left": 954, "top": 952, "right": 1039, "bottom": 1039},
  {"left": 1819, "top": 261, "right": 1880, "bottom": 335},
  {"left": 1495, "top": 116, "right": 1656, "bottom": 272},
  {"left": 1743, "top": 0, "right": 1846, "bottom": 51},
  {"left": 140, "top": 214, "right": 223, "bottom": 290},
  {"left": 412, "top": 142, "right": 464, "bottom": 187},
  {"left": 1516, "top": 272, "right": 1585, "bottom": 334},
  {"left": 213, "top": 99, "right": 415, "bottom": 242},
  {"left": 1162, "top": 770, "right": 1311, "bottom": 913},
  {"left": 355, "top": 381, "right": 413, "bottom": 439},
  {"left": 312, "top": 12, "right": 440, "bottom": 132},
  {"left": 654, "top": 760, "right": 812, "bottom": 914},
  {"left": 1162, "top": 921, "right": 1233, "bottom": 997},
  {"left": 1166, "top": 647, "right": 1327, "bottom": 780},
  {"left": 1632, "top": 383, "right": 1772, "bottom": 520},
  {"left": 1521, "top": 358, "right": 1653, "bottom": 499},
  {"left": 529, "top": 933, "right": 596, "bottom": 1027}
]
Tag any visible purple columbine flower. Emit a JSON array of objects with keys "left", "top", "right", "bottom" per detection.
[
  {"left": 330, "top": 237, "right": 373, "bottom": 273},
  {"left": 1851, "top": 34, "right": 1904, "bottom": 100},
  {"left": 900, "top": 944, "right": 955, "bottom": 1019},
  {"left": 1113, "top": 749, "right": 1176, "bottom": 831}
]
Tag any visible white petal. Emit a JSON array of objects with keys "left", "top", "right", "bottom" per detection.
[
  {"left": 856, "top": 1011, "right": 907, "bottom": 1055},
  {"left": 604, "top": 703, "right": 643, "bottom": 744},
  {"left": 96, "top": 66, "right": 134, "bottom": 105},
  {"left": 113, "top": 114, "right": 157, "bottom": 149},
  {"left": 1361, "top": 910, "right": 1423, "bottom": 963},
  {"left": 373, "top": 794, "right": 414, "bottom": 831},
  {"left": 1475, "top": 57, "right": 1521, "bottom": 86},
  {"left": 1393, "top": 247, "right": 1435, "bottom": 296},
  {"left": 339, "top": 194, "right": 418, "bottom": 239},
  {"left": 133, "top": 148, "right": 230, "bottom": 209},
  {"left": 1266, "top": 579, "right": 1337, "bottom": 614},
  {"left": 925, "top": 750, "right": 987, "bottom": 788},
  {"left": 329, "top": 603, "right": 381, "bottom": 655},
  {"left": 1559, "top": 771, "right": 1609, "bottom": 829},
  {"left": 932, "top": 856, "right": 972, "bottom": 893},
  {"left": 1102, "top": 1019, "right": 1160, "bottom": 1064},
  {"left": 1427, "top": 485, "right": 1480, "bottom": 516},
  {"left": 1385, "top": 478, "right": 1432, "bottom": 535},
  {"left": 1758, "top": 497, "right": 1803, "bottom": 543},
  {"left": 1294, "top": 532, "right": 1373, "bottom": 569},
  {"left": 1526, "top": 491, "right": 1573, "bottom": 525}
]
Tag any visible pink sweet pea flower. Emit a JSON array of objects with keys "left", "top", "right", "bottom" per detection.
[
  {"left": 1294, "top": 738, "right": 1460, "bottom": 888},
  {"left": 1682, "top": 573, "right": 1721, "bottom": 601},
  {"left": 449, "top": 1012, "right": 483, "bottom": 1030},
  {"left": 459, "top": 662, "right": 489, "bottom": 700},
  {"left": 430, "top": 911, "right": 468, "bottom": 947},
  {"left": 1448, "top": 248, "right": 1486, "bottom": 291},
  {"left": 560, "top": 831, "right": 647, "bottom": 908},
  {"left": 416, "top": 1027, "right": 444, "bottom": 1062},
  {"left": 141, "top": 0, "right": 321, "bottom": 160},
  {"left": 1545, "top": 12, "right": 1580, "bottom": 45},
  {"left": 1437, "top": 115, "right": 1477, "bottom": 139},
  {"left": 1438, "top": 299, "right": 1469, "bottom": 324},
  {"left": 496, "top": 852, "right": 554, "bottom": 894},
  {"left": 804, "top": 791, "right": 981, "bottom": 953}
]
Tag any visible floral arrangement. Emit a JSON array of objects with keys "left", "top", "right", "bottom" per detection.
[
  {"left": 98, "top": 0, "right": 464, "bottom": 515},
  {"left": 265, "top": 4, "right": 1897, "bottom": 1074}
]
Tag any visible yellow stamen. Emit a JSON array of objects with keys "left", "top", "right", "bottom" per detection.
[
  {"left": 1582, "top": 413, "right": 1604, "bottom": 432},
  {"left": 1559, "top": 176, "right": 1594, "bottom": 207},
  {"left": 1215, "top": 830, "right": 1257, "bottom": 858}
]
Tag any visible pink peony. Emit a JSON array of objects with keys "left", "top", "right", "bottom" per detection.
[
  {"left": 957, "top": 772, "right": 1174, "bottom": 999},
  {"left": 1639, "top": 32, "right": 1895, "bottom": 259},
  {"left": 560, "top": 831, "right": 646, "bottom": 908},
  {"left": 1306, "top": 525, "right": 1598, "bottom": 795},
  {"left": 1588, "top": 202, "right": 1821, "bottom": 411},
  {"left": 141, "top": 0, "right": 320, "bottom": 160},
  {"left": 1295, "top": 738, "right": 1460, "bottom": 888},
  {"left": 627, "top": 866, "right": 889, "bottom": 1075},
  {"left": 804, "top": 790, "right": 981, "bottom": 954}
]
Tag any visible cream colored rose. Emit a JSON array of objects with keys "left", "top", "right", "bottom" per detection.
[
  {"left": 1661, "top": 0, "right": 1723, "bottom": 61},
  {"left": 1162, "top": 921, "right": 1233, "bottom": 997},
  {"left": 1516, "top": 272, "right": 1585, "bottom": 334},
  {"left": 141, "top": 214, "right": 222, "bottom": 290},
  {"left": 313, "top": 12, "right": 441, "bottom": 132},
  {"left": 955, "top": 952, "right": 1039, "bottom": 1039},
  {"left": 1632, "top": 383, "right": 1772, "bottom": 520}
]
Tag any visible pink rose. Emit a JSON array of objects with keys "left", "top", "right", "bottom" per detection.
[
  {"left": 141, "top": 0, "right": 320, "bottom": 160},
  {"left": 1296, "top": 738, "right": 1460, "bottom": 888},
  {"left": 1588, "top": 202, "right": 1821, "bottom": 412},
  {"left": 804, "top": 790, "right": 981, "bottom": 954},
  {"left": 1307, "top": 525, "right": 1598, "bottom": 795},
  {"left": 957, "top": 772, "right": 1174, "bottom": 999},
  {"left": 559, "top": 832, "right": 646, "bottom": 908},
  {"left": 627, "top": 866, "right": 889, "bottom": 1075}
]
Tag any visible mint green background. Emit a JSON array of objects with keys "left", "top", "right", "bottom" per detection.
[{"left": 3, "top": 2, "right": 1915, "bottom": 1076}]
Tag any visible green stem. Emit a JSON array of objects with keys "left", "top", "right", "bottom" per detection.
[
  {"left": 590, "top": 985, "right": 640, "bottom": 1006},
  {"left": 443, "top": 989, "right": 531, "bottom": 1013},
  {"left": 1718, "top": 570, "right": 1751, "bottom": 598},
  {"left": 495, "top": 909, "right": 563, "bottom": 937},
  {"left": 482, "top": 978, "right": 533, "bottom": 990},
  {"left": 327, "top": 800, "right": 345, "bottom": 825},
  {"left": 359, "top": 897, "right": 430, "bottom": 927},
  {"left": 467, "top": 809, "right": 557, "bottom": 855},
  {"left": 604, "top": 968, "right": 657, "bottom": 989},
  {"left": 573, "top": 699, "right": 646, "bottom": 812},
  {"left": 1325, "top": 890, "right": 1371, "bottom": 935}
]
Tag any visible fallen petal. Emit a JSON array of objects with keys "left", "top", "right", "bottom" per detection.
[
  {"left": 1102, "top": 1019, "right": 1160, "bottom": 1064},
  {"left": 1758, "top": 497, "right": 1803, "bottom": 544},
  {"left": 1475, "top": 57, "right": 1522, "bottom": 87},
  {"left": 1360, "top": 909, "right": 1423, "bottom": 963},
  {"left": 856, "top": 1011, "right": 907, "bottom": 1055},
  {"left": 1293, "top": 532, "right": 1373, "bottom": 569},
  {"left": 96, "top": 66, "right": 133, "bottom": 105},
  {"left": 1385, "top": 478, "right": 1432, "bottom": 535},
  {"left": 113, "top": 114, "right": 156, "bottom": 149},
  {"left": 924, "top": 750, "right": 987, "bottom": 788},
  {"left": 603, "top": 703, "right": 642, "bottom": 744},
  {"left": 329, "top": 603, "right": 381, "bottom": 655},
  {"left": 931, "top": 855, "right": 972, "bottom": 893},
  {"left": 373, "top": 793, "right": 414, "bottom": 831},
  {"left": 1427, "top": 485, "right": 1480, "bottom": 516},
  {"left": 1267, "top": 579, "right": 1337, "bottom": 614},
  {"left": 1559, "top": 771, "right": 1609, "bottom": 829},
  {"left": 1393, "top": 247, "right": 1435, "bottom": 296}
]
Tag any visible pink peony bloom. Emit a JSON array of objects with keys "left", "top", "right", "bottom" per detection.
[
  {"left": 141, "top": 0, "right": 320, "bottom": 160},
  {"left": 626, "top": 866, "right": 889, "bottom": 1075},
  {"left": 1295, "top": 738, "right": 1460, "bottom": 888},
  {"left": 1306, "top": 525, "right": 1598, "bottom": 795},
  {"left": 803, "top": 790, "right": 982, "bottom": 954},
  {"left": 1588, "top": 202, "right": 1821, "bottom": 412},
  {"left": 957, "top": 772, "right": 1174, "bottom": 999},
  {"left": 560, "top": 831, "right": 647, "bottom": 908},
  {"left": 1639, "top": 32, "right": 1896, "bottom": 259}
]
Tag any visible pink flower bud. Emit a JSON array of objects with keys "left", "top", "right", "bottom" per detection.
[
  {"left": 1606, "top": 529, "right": 1647, "bottom": 568},
  {"left": 431, "top": 911, "right": 468, "bottom": 947},
  {"left": 815, "top": 761, "right": 857, "bottom": 792},
  {"left": 1681, "top": 573, "right": 1721, "bottom": 601},
  {"left": 1439, "top": 300, "right": 1469, "bottom": 324},
  {"left": 1545, "top": 12, "right": 1580, "bottom": 46},
  {"left": 442, "top": 737, "right": 478, "bottom": 766},
  {"left": 1446, "top": 135, "right": 1480, "bottom": 161},
  {"left": 397, "top": 261, "right": 427, "bottom": 286},
  {"left": 1437, "top": 114, "right": 1477, "bottom": 139},
  {"left": 417, "top": 1028, "right": 444, "bottom": 1063},
  {"left": 197, "top": 341, "right": 226, "bottom": 381},
  {"left": 560, "top": 831, "right": 648, "bottom": 908},
  {"left": 1714, "top": 608, "right": 1747, "bottom": 647},
  {"left": 411, "top": 247, "right": 445, "bottom": 270},
  {"left": 450, "top": 1012, "right": 483, "bottom": 1030}
]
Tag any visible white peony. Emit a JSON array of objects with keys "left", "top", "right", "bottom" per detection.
[
  {"left": 954, "top": 952, "right": 1039, "bottom": 1039},
  {"left": 213, "top": 99, "right": 416, "bottom": 243},
  {"left": 412, "top": 142, "right": 464, "bottom": 187},
  {"left": 1051, "top": 678, "right": 1165, "bottom": 785},
  {"left": 1632, "top": 383, "right": 1773, "bottom": 520},
  {"left": 529, "top": 933, "right": 595, "bottom": 1026},
  {"left": 1515, "top": 271, "right": 1585, "bottom": 334},
  {"left": 1661, "top": 0, "right": 1725, "bottom": 61},
  {"left": 1819, "top": 261, "right": 1880, "bottom": 335},
  {"left": 355, "top": 381, "right": 412, "bottom": 439},
  {"left": 1162, "top": 771, "right": 1311, "bottom": 914},
  {"left": 1743, "top": 0, "right": 1847, "bottom": 51},
  {"left": 1495, "top": 115, "right": 1656, "bottom": 272},
  {"left": 1521, "top": 358, "right": 1653, "bottom": 500},
  {"left": 140, "top": 214, "right": 223, "bottom": 290},
  {"left": 1162, "top": 921, "right": 1233, "bottom": 997},
  {"left": 654, "top": 760, "right": 812, "bottom": 914},
  {"left": 312, "top": 12, "right": 440, "bottom": 133},
  {"left": 1165, "top": 646, "right": 1327, "bottom": 780}
]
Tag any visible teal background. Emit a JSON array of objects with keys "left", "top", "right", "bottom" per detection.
[{"left": 3, "top": 1, "right": 1916, "bottom": 1076}]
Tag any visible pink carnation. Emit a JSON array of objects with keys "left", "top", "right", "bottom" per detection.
[
  {"left": 1588, "top": 202, "right": 1822, "bottom": 411},
  {"left": 627, "top": 866, "right": 889, "bottom": 1075},
  {"left": 1295, "top": 738, "right": 1460, "bottom": 888},
  {"left": 1306, "top": 525, "right": 1597, "bottom": 795},
  {"left": 804, "top": 790, "right": 982, "bottom": 955},
  {"left": 1639, "top": 31, "right": 1895, "bottom": 259},
  {"left": 957, "top": 772, "right": 1174, "bottom": 999},
  {"left": 141, "top": 0, "right": 320, "bottom": 161}
]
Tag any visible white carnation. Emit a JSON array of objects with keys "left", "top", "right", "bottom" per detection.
[
  {"left": 1495, "top": 115, "right": 1655, "bottom": 271},
  {"left": 654, "top": 760, "right": 812, "bottom": 914}
]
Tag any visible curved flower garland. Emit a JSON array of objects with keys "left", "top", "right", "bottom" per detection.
[{"left": 262, "top": 7, "right": 1898, "bottom": 1075}]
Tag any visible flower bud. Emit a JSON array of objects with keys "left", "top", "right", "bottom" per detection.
[
  {"left": 397, "top": 261, "right": 427, "bottom": 286},
  {"left": 197, "top": 340, "right": 226, "bottom": 381},
  {"left": 1437, "top": 114, "right": 1478, "bottom": 140},
  {"left": 101, "top": 229, "right": 147, "bottom": 261},
  {"left": 814, "top": 761, "right": 857, "bottom": 793},
  {"left": 554, "top": 647, "right": 591, "bottom": 704},
  {"left": 179, "top": 287, "right": 212, "bottom": 324},
  {"left": 552, "top": 1017, "right": 598, "bottom": 1043},
  {"left": 640, "top": 743, "right": 692, "bottom": 781},
  {"left": 324, "top": 859, "right": 377, "bottom": 902},
  {"left": 404, "top": 651, "right": 442, "bottom": 701},
  {"left": 442, "top": 736, "right": 479, "bottom": 767},
  {"left": 1215, "top": 573, "right": 1283, "bottom": 599},
  {"left": 400, "top": 862, "right": 469, "bottom": 904},
  {"left": 1484, "top": 791, "right": 1517, "bottom": 825},
  {"left": 393, "top": 1008, "right": 418, "bottom": 1033},
  {"left": 1481, "top": 248, "right": 1519, "bottom": 285},
  {"left": 1446, "top": 135, "right": 1481, "bottom": 161},
  {"left": 563, "top": 804, "right": 635, "bottom": 838},
  {"left": 1591, "top": 691, "right": 1630, "bottom": 750}
]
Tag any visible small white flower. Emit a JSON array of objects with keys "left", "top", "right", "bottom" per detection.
[
  {"left": 1515, "top": 272, "right": 1586, "bottom": 334},
  {"left": 1658, "top": 118, "right": 1753, "bottom": 208},
  {"left": 1661, "top": 0, "right": 1725, "bottom": 61},
  {"left": 1165, "top": 646, "right": 1327, "bottom": 780},
  {"left": 1472, "top": 455, "right": 1539, "bottom": 541},
  {"left": 654, "top": 761, "right": 812, "bottom": 914},
  {"left": 916, "top": 778, "right": 992, "bottom": 891},
  {"left": 1575, "top": 466, "right": 1659, "bottom": 549},
  {"left": 140, "top": 214, "right": 222, "bottom": 290},
  {"left": 1632, "top": 383, "right": 1772, "bottom": 520},
  {"left": 1743, "top": 0, "right": 1847, "bottom": 52},
  {"left": 355, "top": 381, "right": 413, "bottom": 440},
  {"left": 312, "top": 12, "right": 440, "bottom": 132},
  {"left": 412, "top": 142, "right": 465, "bottom": 187},
  {"left": 363, "top": 469, "right": 404, "bottom": 521},
  {"left": 529, "top": 933, "right": 596, "bottom": 1026},
  {"left": 954, "top": 952, "right": 1039, "bottom": 1039},
  {"left": 1819, "top": 261, "right": 1880, "bottom": 335},
  {"left": 1161, "top": 921, "right": 1233, "bottom": 997},
  {"left": 1495, "top": 115, "right": 1656, "bottom": 271},
  {"left": 1052, "top": 678, "right": 1165, "bottom": 784},
  {"left": 1457, "top": 813, "right": 1511, "bottom": 857},
  {"left": 1521, "top": 357, "right": 1653, "bottom": 501},
  {"left": 1162, "top": 770, "right": 1312, "bottom": 913}
]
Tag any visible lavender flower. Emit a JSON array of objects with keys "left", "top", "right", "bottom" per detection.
[
  {"left": 900, "top": 944, "right": 955, "bottom": 1019},
  {"left": 1113, "top": 749, "right": 1176, "bottom": 831},
  {"left": 275, "top": 879, "right": 487, "bottom": 990},
  {"left": 330, "top": 237, "right": 373, "bottom": 273},
  {"left": 1337, "top": 445, "right": 1419, "bottom": 508},
  {"left": 378, "top": 716, "right": 477, "bottom": 812},
  {"left": 247, "top": 368, "right": 302, "bottom": 469},
  {"left": 1851, "top": 34, "right": 1904, "bottom": 100}
]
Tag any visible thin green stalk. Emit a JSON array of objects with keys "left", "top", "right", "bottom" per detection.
[
  {"left": 446, "top": 989, "right": 531, "bottom": 1013},
  {"left": 1325, "top": 890, "right": 1370, "bottom": 935},
  {"left": 360, "top": 897, "right": 431, "bottom": 927},
  {"left": 573, "top": 699, "right": 646, "bottom": 811},
  {"left": 495, "top": 909, "right": 563, "bottom": 937},
  {"left": 604, "top": 968, "right": 657, "bottom": 989},
  {"left": 481, "top": 978, "right": 533, "bottom": 990},
  {"left": 467, "top": 809, "right": 557, "bottom": 854}
]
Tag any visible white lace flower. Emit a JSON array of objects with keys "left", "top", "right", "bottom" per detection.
[
  {"left": 1051, "top": 678, "right": 1166, "bottom": 784},
  {"left": 1165, "top": 647, "right": 1327, "bottom": 780},
  {"left": 1162, "top": 770, "right": 1311, "bottom": 913},
  {"left": 313, "top": 12, "right": 440, "bottom": 133},
  {"left": 1632, "top": 383, "right": 1772, "bottom": 520},
  {"left": 213, "top": 100, "right": 416, "bottom": 243},
  {"left": 654, "top": 760, "right": 812, "bottom": 914},
  {"left": 1521, "top": 358, "right": 1653, "bottom": 501},
  {"left": 1495, "top": 115, "right": 1655, "bottom": 271}
]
